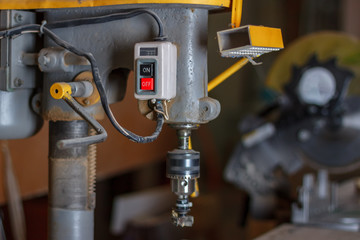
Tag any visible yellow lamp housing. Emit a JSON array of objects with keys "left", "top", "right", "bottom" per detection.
[{"left": 217, "top": 25, "right": 284, "bottom": 58}]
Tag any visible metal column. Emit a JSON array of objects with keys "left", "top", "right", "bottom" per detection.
[{"left": 49, "top": 120, "right": 94, "bottom": 240}]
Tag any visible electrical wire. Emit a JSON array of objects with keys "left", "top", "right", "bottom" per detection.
[
  {"left": 0, "top": 11, "right": 166, "bottom": 143},
  {"left": 0, "top": 9, "right": 166, "bottom": 40},
  {"left": 42, "top": 27, "right": 165, "bottom": 143},
  {"left": 46, "top": 9, "right": 166, "bottom": 40},
  {"left": 0, "top": 24, "right": 40, "bottom": 39}
]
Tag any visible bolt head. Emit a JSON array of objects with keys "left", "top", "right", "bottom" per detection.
[
  {"left": 14, "top": 78, "right": 23, "bottom": 87},
  {"left": 38, "top": 55, "right": 50, "bottom": 66},
  {"left": 14, "top": 13, "right": 23, "bottom": 23}
]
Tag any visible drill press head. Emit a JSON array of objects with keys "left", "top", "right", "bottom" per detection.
[{"left": 134, "top": 8, "right": 221, "bottom": 227}]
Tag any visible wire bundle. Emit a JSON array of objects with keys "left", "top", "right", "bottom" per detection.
[{"left": 0, "top": 9, "right": 167, "bottom": 143}]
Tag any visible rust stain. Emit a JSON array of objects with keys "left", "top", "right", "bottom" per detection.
[
  {"left": 45, "top": 105, "right": 105, "bottom": 122},
  {"left": 45, "top": 106, "right": 80, "bottom": 121}
]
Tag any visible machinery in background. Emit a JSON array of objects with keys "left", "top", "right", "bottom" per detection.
[
  {"left": 292, "top": 170, "right": 360, "bottom": 231},
  {"left": 225, "top": 32, "right": 360, "bottom": 223},
  {"left": 0, "top": 1, "right": 284, "bottom": 239}
]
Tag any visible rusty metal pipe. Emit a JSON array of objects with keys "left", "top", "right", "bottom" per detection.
[{"left": 49, "top": 120, "right": 94, "bottom": 240}]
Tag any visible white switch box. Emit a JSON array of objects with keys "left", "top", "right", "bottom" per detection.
[{"left": 134, "top": 41, "right": 177, "bottom": 100}]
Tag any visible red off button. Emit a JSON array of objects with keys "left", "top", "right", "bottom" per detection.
[{"left": 140, "top": 78, "right": 154, "bottom": 91}]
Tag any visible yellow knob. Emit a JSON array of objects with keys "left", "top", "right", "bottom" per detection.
[{"left": 50, "top": 82, "right": 72, "bottom": 99}]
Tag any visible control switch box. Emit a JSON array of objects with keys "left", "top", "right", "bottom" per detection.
[{"left": 134, "top": 42, "right": 177, "bottom": 100}]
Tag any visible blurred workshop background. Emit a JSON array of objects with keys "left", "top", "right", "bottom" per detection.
[{"left": 1, "top": 0, "right": 360, "bottom": 239}]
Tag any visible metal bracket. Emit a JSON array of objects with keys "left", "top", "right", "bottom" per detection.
[{"left": 0, "top": 10, "right": 37, "bottom": 91}]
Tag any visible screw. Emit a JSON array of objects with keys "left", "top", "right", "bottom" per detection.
[
  {"left": 14, "top": 14, "right": 23, "bottom": 23},
  {"left": 14, "top": 78, "right": 23, "bottom": 87},
  {"left": 150, "top": 98, "right": 156, "bottom": 104},
  {"left": 83, "top": 99, "right": 90, "bottom": 105},
  {"left": 181, "top": 180, "right": 188, "bottom": 187}
]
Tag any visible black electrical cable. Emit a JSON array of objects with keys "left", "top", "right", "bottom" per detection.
[
  {"left": 0, "top": 24, "right": 40, "bottom": 38},
  {"left": 41, "top": 26, "right": 165, "bottom": 143},
  {"left": 0, "top": 17, "right": 166, "bottom": 143},
  {"left": 46, "top": 9, "right": 166, "bottom": 40},
  {"left": 44, "top": 27, "right": 165, "bottom": 143},
  {"left": 0, "top": 9, "right": 166, "bottom": 40}
]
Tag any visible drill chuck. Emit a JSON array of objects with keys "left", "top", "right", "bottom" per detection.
[
  {"left": 167, "top": 148, "right": 200, "bottom": 227},
  {"left": 166, "top": 149, "right": 200, "bottom": 180}
]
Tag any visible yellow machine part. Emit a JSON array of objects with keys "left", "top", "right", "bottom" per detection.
[
  {"left": 50, "top": 82, "right": 72, "bottom": 100},
  {"left": 267, "top": 31, "right": 360, "bottom": 96},
  {"left": 231, "top": 0, "right": 242, "bottom": 28},
  {"left": 0, "top": 0, "right": 230, "bottom": 9},
  {"left": 249, "top": 25, "right": 284, "bottom": 49}
]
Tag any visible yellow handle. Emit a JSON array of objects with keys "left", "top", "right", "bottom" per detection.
[
  {"left": 50, "top": 82, "right": 72, "bottom": 99},
  {"left": 208, "top": 57, "right": 249, "bottom": 92},
  {"left": 231, "top": 0, "right": 243, "bottom": 28}
]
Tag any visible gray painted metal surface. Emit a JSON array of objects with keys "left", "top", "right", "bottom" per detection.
[
  {"left": 0, "top": 10, "right": 38, "bottom": 90},
  {"left": 38, "top": 47, "right": 90, "bottom": 73},
  {"left": 41, "top": 8, "right": 220, "bottom": 123},
  {"left": 50, "top": 208, "right": 94, "bottom": 240},
  {"left": 162, "top": 8, "right": 220, "bottom": 124},
  {"left": 0, "top": 89, "right": 43, "bottom": 139},
  {"left": 0, "top": 10, "right": 43, "bottom": 139},
  {"left": 42, "top": 7, "right": 158, "bottom": 121}
]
